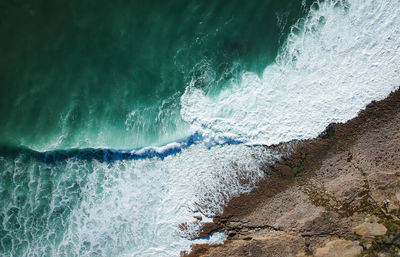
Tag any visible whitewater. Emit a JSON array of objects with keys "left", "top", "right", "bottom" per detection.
[{"left": 1, "top": 0, "right": 400, "bottom": 256}]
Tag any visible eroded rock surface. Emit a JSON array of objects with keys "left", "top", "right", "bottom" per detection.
[
  {"left": 314, "top": 239, "right": 363, "bottom": 257},
  {"left": 184, "top": 90, "right": 400, "bottom": 257},
  {"left": 354, "top": 218, "right": 387, "bottom": 238}
]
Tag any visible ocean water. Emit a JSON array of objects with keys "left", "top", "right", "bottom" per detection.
[
  {"left": 0, "top": 0, "right": 306, "bottom": 150},
  {"left": 1, "top": 0, "right": 400, "bottom": 256}
]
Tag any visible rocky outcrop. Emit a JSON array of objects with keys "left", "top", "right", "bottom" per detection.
[
  {"left": 183, "top": 89, "right": 400, "bottom": 257},
  {"left": 313, "top": 239, "right": 363, "bottom": 257},
  {"left": 353, "top": 218, "right": 387, "bottom": 239}
]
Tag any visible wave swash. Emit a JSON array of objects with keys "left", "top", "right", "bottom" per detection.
[{"left": 1, "top": 0, "right": 400, "bottom": 256}]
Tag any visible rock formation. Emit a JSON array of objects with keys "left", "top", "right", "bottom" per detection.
[{"left": 183, "top": 89, "right": 400, "bottom": 257}]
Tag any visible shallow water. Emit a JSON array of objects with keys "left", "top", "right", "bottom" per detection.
[{"left": 1, "top": 0, "right": 400, "bottom": 256}]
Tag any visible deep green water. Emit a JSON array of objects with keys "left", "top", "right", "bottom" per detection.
[
  {"left": 0, "top": 0, "right": 308, "bottom": 150},
  {"left": 0, "top": 1, "right": 311, "bottom": 255},
  {"left": 4, "top": 0, "right": 400, "bottom": 256}
]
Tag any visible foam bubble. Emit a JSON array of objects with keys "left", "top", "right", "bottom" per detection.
[
  {"left": 0, "top": 145, "right": 275, "bottom": 256},
  {"left": 181, "top": 0, "right": 400, "bottom": 146},
  {"left": 3, "top": 1, "right": 400, "bottom": 256}
]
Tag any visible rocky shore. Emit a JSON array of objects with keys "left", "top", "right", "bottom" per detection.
[{"left": 183, "top": 89, "right": 400, "bottom": 257}]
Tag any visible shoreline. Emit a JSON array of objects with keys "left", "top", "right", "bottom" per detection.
[{"left": 183, "top": 88, "right": 400, "bottom": 256}]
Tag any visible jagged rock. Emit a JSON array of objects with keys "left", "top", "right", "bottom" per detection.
[
  {"left": 194, "top": 215, "right": 202, "bottom": 221},
  {"left": 185, "top": 231, "right": 305, "bottom": 257},
  {"left": 185, "top": 90, "right": 400, "bottom": 257},
  {"left": 228, "top": 221, "right": 243, "bottom": 228},
  {"left": 314, "top": 239, "right": 363, "bottom": 257},
  {"left": 198, "top": 222, "right": 221, "bottom": 238},
  {"left": 227, "top": 231, "right": 236, "bottom": 237}
]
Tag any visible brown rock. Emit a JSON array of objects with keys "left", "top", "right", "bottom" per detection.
[
  {"left": 353, "top": 218, "right": 387, "bottom": 238},
  {"left": 198, "top": 222, "right": 221, "bottom": 238},
  {"left": 187, "top": 231, "right": 305, "bottom": 257},
  {"left": 396, "top": 192, "right": 400, "bottom": 202},
  {"left": 274, "top": 164, "right": 294, "bottom": 177},
  {"left": 184, "top": 89, "right": 400, "bottom": 256},
  {"left": 314, "top": 239, "right": 363, "bottom": 257}
]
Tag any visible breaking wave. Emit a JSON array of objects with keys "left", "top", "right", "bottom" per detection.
[{"left": 1, "top": 0, "right": 400, "bottom": 256}]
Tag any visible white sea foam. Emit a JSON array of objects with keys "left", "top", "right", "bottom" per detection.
[
  {"left": 2, "top": 145, "right": 273, "bottom": 256},
  {"left": 65, "top": 1, "right": 400, "bottom": 255},
  {"left": 3, "top": 1, "right": 400, "bottom": 256},
  {"left": 181, "top": 0, "right": 400, "bottom": 146}
]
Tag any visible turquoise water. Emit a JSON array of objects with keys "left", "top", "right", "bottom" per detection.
[
  {"left": 0, "top": 1, "right": 309, "bottom": 255},
  {"left": 2, "top": 0, "right": 400, "bottom": 256},
  {"left": 0, "top": 0, "right": 307, "bottom": 150}
]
